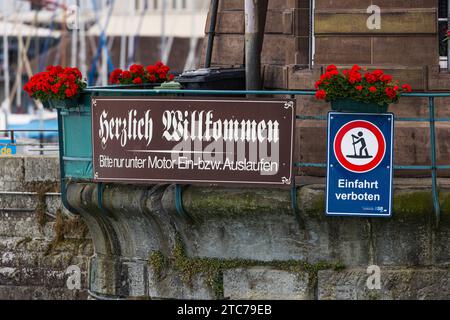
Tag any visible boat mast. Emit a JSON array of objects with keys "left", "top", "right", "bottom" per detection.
[
  {"left": 79, "top": 0, "right": 87, "bottom": 77},
  {"left": 2, "top": 0, "right": 10, "bottom": 118},
  {"left": 71, "top": 0, "right": 79, "bottom": 67},
  {"left": 161, "top": 0, "right": 167, "bottom": 61}
]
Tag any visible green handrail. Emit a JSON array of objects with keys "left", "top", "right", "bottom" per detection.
[{"left": 84, "top": 87, "right": 450, "bottom": 97}]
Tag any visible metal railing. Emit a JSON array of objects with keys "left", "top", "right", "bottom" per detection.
[
  {"left": 84, "top": 88, "right": 449, "bottom": 223},
  {"left": 1, "top": 90, "right": 447, "bottom": 222}
]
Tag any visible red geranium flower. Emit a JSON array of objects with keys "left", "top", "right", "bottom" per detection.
[
  {"left": 372, "top": 70, "right": 384, "bottom": 79},
  {"left": 326, "top": 65, "right": 337, "bottom": 72},
  {"left": 386, "top": 87, "right": 397, "bottom": 100},
  {"left": 122, "top": 71, "right": 132, "bottom": 79},
  {"left": 109, "top": 69, "right": 122, "bottom": 84},
  {"left": 364, "top": 72, "right": 377, "bottom": 84},
  {"left": 315, "top": 90, "right": 327, "bottom": 100},
  {"left": 381, "top": 74, "right": 393, "bottom": 83},
  {"left": 146, "top": 65, "right": 157, "bottom": 74},
  {"left": 315, "top": 81, "right": 322, "bottom": 89},
  {"left": 402, "top": 84, "right": 412, "bottom": 92},
  {"left": 348, "top": 71, "right": 362, "bottom": 84},
  {"left": 130, "top": 64, "right": 144, "bottom": 75}
]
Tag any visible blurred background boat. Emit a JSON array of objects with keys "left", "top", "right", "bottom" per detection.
[{"left": 0, "top": 0, "right": 209, "bottom": 154}]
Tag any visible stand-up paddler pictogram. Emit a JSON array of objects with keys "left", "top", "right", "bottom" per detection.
[{"left": 347, "top": 131, "right": 373, "bottom": 159}]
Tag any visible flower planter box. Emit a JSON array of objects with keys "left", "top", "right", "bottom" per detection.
[
  {"left": 331, "top": 98, "right": 389, "bottom": 113},
  {"left": 57, "top": 83, "right": 180, "bottom": 181},
  {"left": 47, "top": 97, "right": 81, "bottom": 109}
]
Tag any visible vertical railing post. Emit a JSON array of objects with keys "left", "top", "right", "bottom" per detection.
[
  {"left": 39, "top": 131, "right": 44, "bottom": 156},
  {"left": 428, "top": 97, "right": 441, "bottom": 226},
  {"left": 290, "top": 93, "right": 299, "bottom": 216},
  {"left": 57, "top": 109, "right": 78, "bottom": 215}
]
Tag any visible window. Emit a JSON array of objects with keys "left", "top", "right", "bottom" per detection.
[{"left": 439, "top": 0, "right": 448, "bottom": 69}]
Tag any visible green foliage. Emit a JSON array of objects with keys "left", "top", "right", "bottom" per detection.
[
  {"left": 149, "top": 251, "right": 167, "bottom": 281},
  {"left": 25, "top": 182, "right": 59, "bottom": 229},
  {"left": 45, "top": 209, "right": 90, "bottom": 256}
]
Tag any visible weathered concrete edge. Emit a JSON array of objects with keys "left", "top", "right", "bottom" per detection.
[{"left": 170, "top": 184, "right": 450, "bottom": 221}]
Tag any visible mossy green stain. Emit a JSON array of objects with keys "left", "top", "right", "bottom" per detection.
[
  {"left": 439, "top": 191, "right": 450, "bottom": 216},
  {"left": 185, "top": 187, "right": 291, "bottom": 220},
  {"left": 45, "top": 209, "right": 90, "bottom": 256},
  {"left": 393, "top": 191, "right": 434, "bottom": 216},
  {"left": 149, "top": 234, "right": 346, "bottom": 299},
  {"left": 149, "top": 251, "right": 166, "bottom": 281}
]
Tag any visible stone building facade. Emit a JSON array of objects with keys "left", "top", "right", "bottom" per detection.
[
  {"left": 202, "top": 0, "right": 448, "bottom": 91},
  {"left": 201, "top": 0, "right": 450, "bottom": 177}
]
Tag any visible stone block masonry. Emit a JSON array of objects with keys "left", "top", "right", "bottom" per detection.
[
  {"left": 69, "top": 179, "right": 450, "bottom": 300},
  {"left": 1, "top": 156, "right": 450, "bottom": 299},
  {"left": 0, "top": 156, "right": 93, "bottom": 300}
]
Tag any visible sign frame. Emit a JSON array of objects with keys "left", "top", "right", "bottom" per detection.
[
  {"left": 326, "top": 111, "right": 394, "bottom": 218},
  {"left": 91, "top": 96, "right": 296, "bottom": 186}
]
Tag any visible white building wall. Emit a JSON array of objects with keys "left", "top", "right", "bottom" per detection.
[{"left": 112, "top": 0, "right": 209, "bottom": 14}]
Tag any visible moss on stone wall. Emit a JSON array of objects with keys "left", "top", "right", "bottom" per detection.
[
  {"left": 45, "top": 209, "right": 90, "bottom": 256},
  {"left": 149, "top": 234, "right": 345, "bottom": 299},
  {"left": 306, "top": 188, "right": 446, "bottom": 220},
  {"left": 393, "top": 190, "right": 434, "bottom": 217},
  {"left": 184, "top": 187, "right": 291, "bottom": 221},
  {"left": 149, "top": 251, "right": 167, "bottom": 281},
  {"left": 22, "top": 181, "right": 59, "bottom": 229},
  {"left": 18, "top": 179, "right": 90, "bottom": 256},
  {"left": 439, "top": 191, "right": 450, "bottom": 216}
]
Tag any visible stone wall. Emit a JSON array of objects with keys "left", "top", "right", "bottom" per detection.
[
  {"left": 0, "top": 156, "right": 93, "bottom": 299},
  {"left": 202, "top": 0, "right": 449, "bottom": 90},
  {"left": 1, "top": 156, "right": 450, "bottom": 300},
  {"left": 68, "top": 181, "right": 450, "bottom": 300}
]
